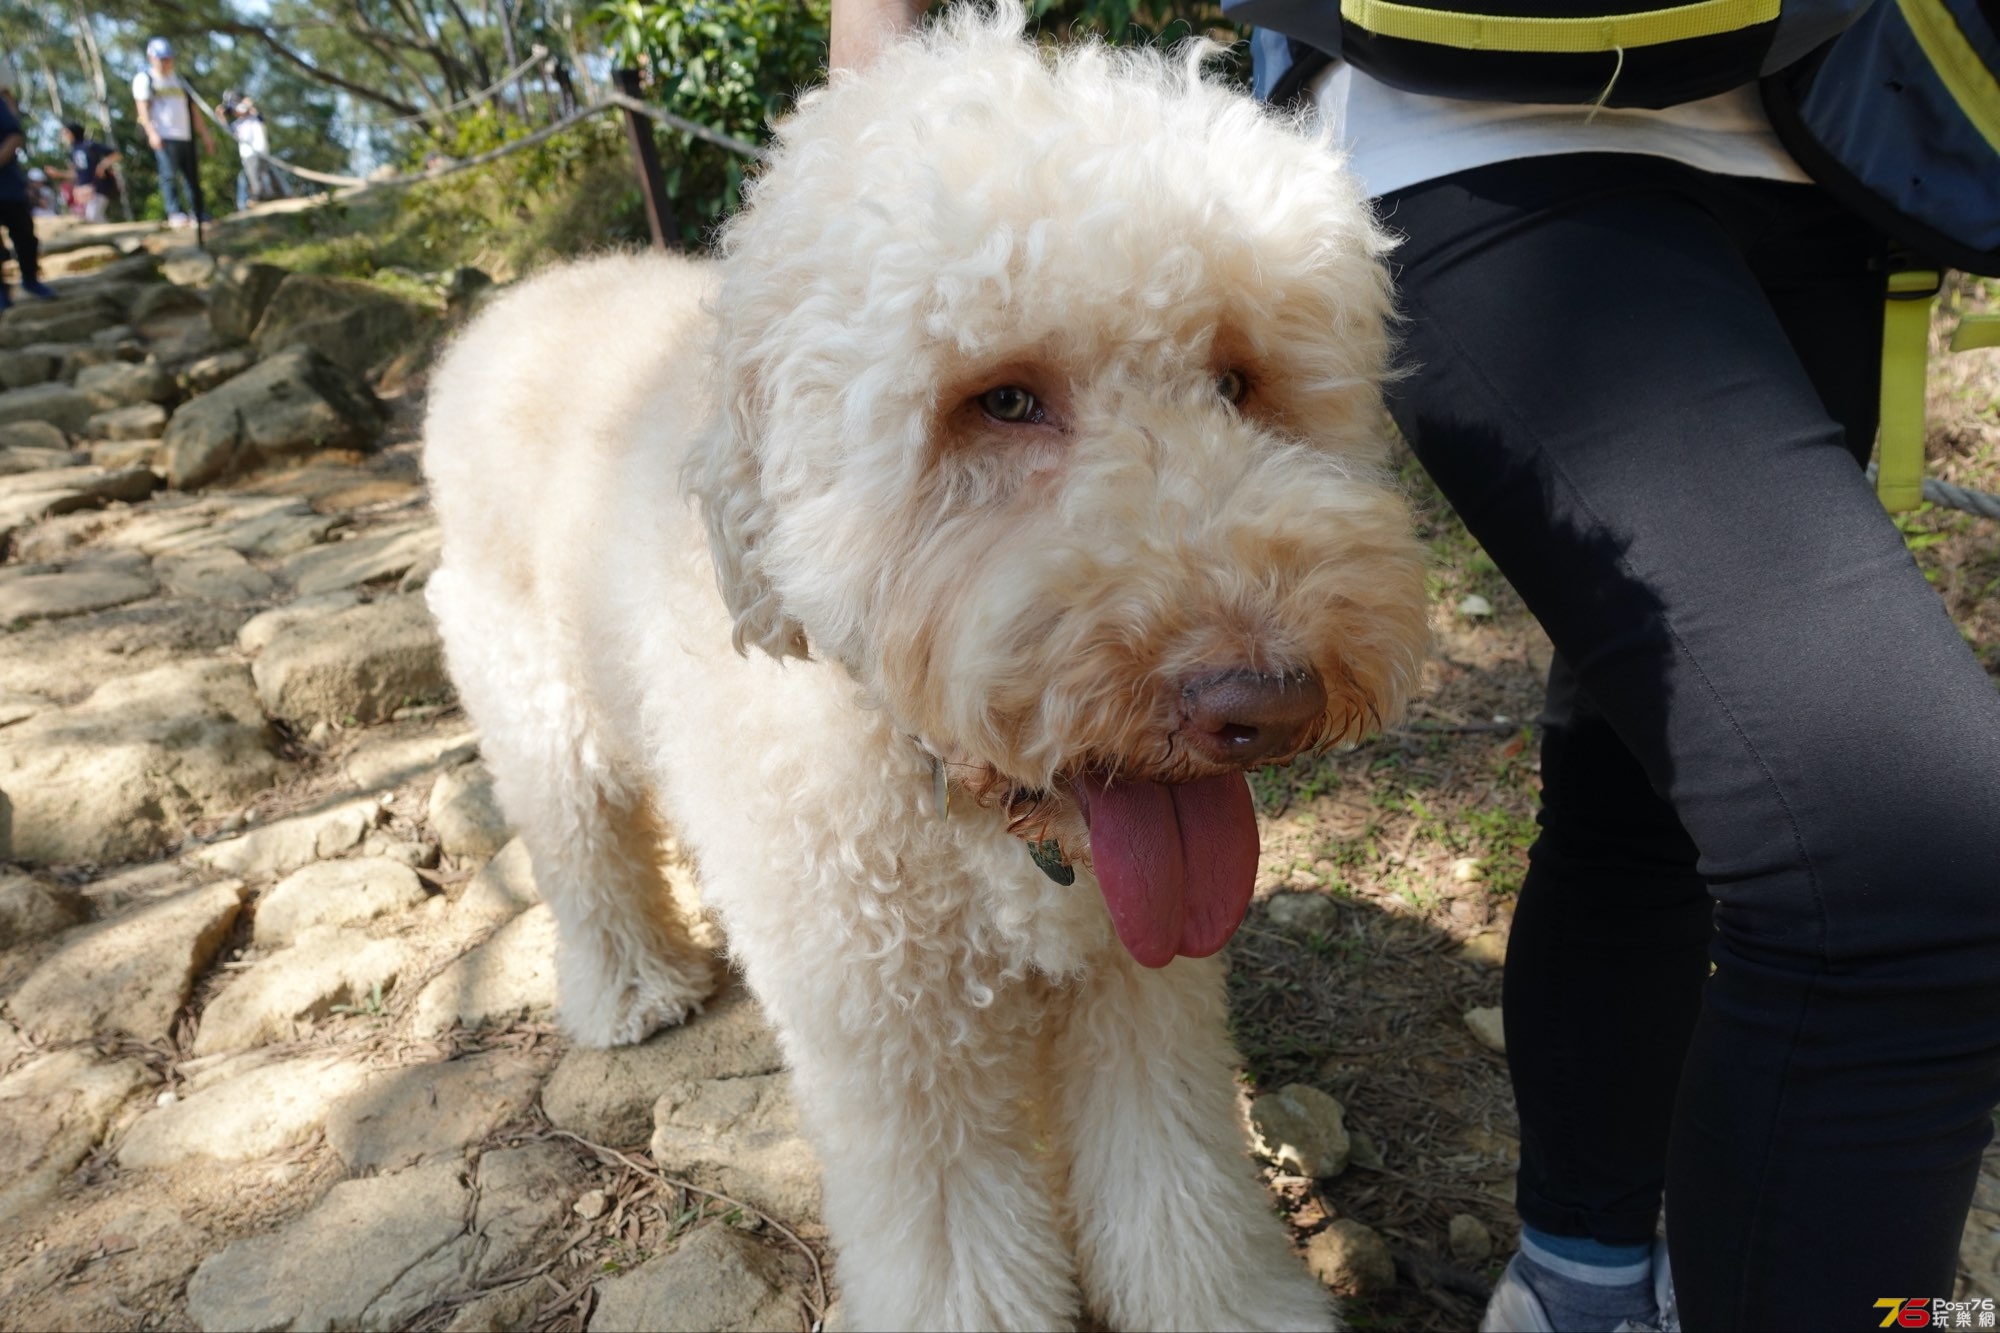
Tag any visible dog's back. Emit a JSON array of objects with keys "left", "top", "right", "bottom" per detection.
[{"left": 423, "top": 251, "right": 718, "bottom": 620}]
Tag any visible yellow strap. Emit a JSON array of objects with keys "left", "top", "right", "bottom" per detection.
[
  {"left": 1877, "top": 270, "right": 1938, "bottom": 513},
  {"left": 1951, "top": 313, "right": 2000, "bottom": 352},
  {"left": 1338, "top": 0, "right": 1778, "bottom": 52},
  {"left": 1895, "top": 0, "right": 2000, "bottom": 157}
]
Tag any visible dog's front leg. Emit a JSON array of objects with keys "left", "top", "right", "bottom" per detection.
[
  {"left": 756, "top": 965, "right": 1082, "bottom": 1332},
  {"left": 1055, "top": 951, "right": 1339, "bottom": 1332}
]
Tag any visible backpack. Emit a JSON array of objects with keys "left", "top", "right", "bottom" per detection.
[
  {"left": 1762, "top": 0, "right": 2000, "bottom": 277},
  {"left": 1228, "top": 0, "right": 1879, "bottom": 108}
]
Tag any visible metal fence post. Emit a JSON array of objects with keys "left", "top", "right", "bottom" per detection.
[{"left": 614, "top": 68, "right": 677, "bottom": 250}]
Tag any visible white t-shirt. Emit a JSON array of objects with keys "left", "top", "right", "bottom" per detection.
[
  {"left": 133, "top": 69, "right": 193, "bottom": 142},
  {"left": 1313, "top": 62, "right": 1810, "bottom": 198},
  {"left": 231, "top": 114, "right": 268, "bottom": 156}
]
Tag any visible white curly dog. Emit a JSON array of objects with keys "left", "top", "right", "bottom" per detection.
[{"left": 423, "top": 7, "right": 1428, "bottom": 1329}]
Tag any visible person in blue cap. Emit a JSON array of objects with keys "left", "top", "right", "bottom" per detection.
[
  {"left": 133, "top": 37, "right": 213, "bottom": 227},
  {"left": 0, "top": 57, "right": 56, "bottom": 306}
]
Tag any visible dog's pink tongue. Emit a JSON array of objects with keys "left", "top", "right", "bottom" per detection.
[{"left": 1079, "top": 772, "right": 1260, "bottom": 968}]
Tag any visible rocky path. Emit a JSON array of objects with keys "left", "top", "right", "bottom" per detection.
[
  {"left": 0, "top": 230, "right": 828, "bottom": 1333},
  {"left": 2, "top": 224, "right": 1996, "bottom": 1333}
]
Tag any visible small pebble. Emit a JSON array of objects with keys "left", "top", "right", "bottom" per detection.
[
  {"left": 1459, "top": 932, "right": 1508, "bottom": 968},
  {"left": 1449, "top": 1213, "right": 1494, "bottom": 1264},
  {"left": 1305, "top": 1219, "right": 1397, "bottom": 1296},
  {"left": 1464, "top": 1006, "right": 1507, "bottom": 1054},
  {"left": 1457, "top": 593, "right": 1494, "bottom": 618},
  {"left": 156, "top": 1089, "right": 178, "bottom": 1108},
  {"left": 572, "top": 1188, "right": 609, "bottom": 1221},
  {"left": 1450, "top": 856, "right": 1486, "bottom": 883}
]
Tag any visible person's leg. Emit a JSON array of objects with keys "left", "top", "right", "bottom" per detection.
[
  {"left": 235, "top": 167, "right": 248, "bottom": 212},
  {"left": 1505, "top": 657, "right": 1712, "bottom": 1242},
  {"left": 1383, "top": 155, "right": 2000, "bottom": 1330},
  {"left": 0, "top": 198, "right": 41, "bottom": 292},
  {"left": 153, "top": 144, "right": 184, "bottom": 219},
  {"left": 170, "top": 140, "right": 204, "bottom": 223}
]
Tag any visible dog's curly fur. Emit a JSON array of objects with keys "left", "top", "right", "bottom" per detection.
[{"left": 422, "top": 7, "right": 1429, "bottom": 1328}]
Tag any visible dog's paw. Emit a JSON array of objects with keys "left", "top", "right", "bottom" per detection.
[{"left": 560, "top": 950, "right": 720, "bottom": 1048}]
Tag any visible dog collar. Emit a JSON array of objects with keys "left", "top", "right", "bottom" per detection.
[{"left": 917, "top": 741, "right": 1074, "bottom": 885}]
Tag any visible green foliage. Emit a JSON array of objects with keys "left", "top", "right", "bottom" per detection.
[
  {"left": 592, "top": 0, "right": 830, "bottom": 244},
  {"left": 588, "top": 0, "right": 1243, "bottom": 244},
  {"left": 223, "top": 113, "right": 645, "bottom": 287}
]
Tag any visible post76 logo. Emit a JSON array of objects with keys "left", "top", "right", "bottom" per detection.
[{"left": 1879, "top": 1297, "right": 2000, "bottom": 1327}]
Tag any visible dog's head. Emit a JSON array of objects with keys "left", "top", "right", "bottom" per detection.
[{"left": 687, "top": 3, "right": 1429, "bottom": 967}]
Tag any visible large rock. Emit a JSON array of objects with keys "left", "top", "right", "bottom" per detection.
[
  {"left": 253, "top": 856, "right": 428, "bottom": 944},
  {"left": 186, "top": 1160, "right": 475, "bottom": 1332},
  {"left": 210, "top": 260, "right": 289, "bottom": 342},
  {"left": 193, "top": 924, "right": 409, "bottom": 1055},
  {"left": 159, "top": 345, "right": 380, "bottom": 490},
  {"left": 543, "top": 986, "right": 780, "bottom": 1146},
  {"left": 0, "top": 347, "right": 56, "bottom": 388},
  {"left": 459, "top": 838, "right": 538, "bottom": 922},
  {"left": 0, "top": 463, "right": 159, "bottom": 538},
  {"left": 252, "top": 273, "right": 435, "bottom": 378},
  {"left": 279, "top": 522, "right": 441, "bottom": 597},
  {"left": 588, "top": 1226, "right": 799, "bottom": 1333},
  {"left": 0, "top": 868, "right": 88, "bottom": 947},
  {"left": 185, "top": 1150, "right": 580, "bottom": 1333},
  {"left": 429, "top": 761, "right": 511, "bottom": 862},
  {"left": 0, "top": 548, "right": 154, "bottom": 623},
  {"left": 324, "top": 1050, "right": 546, "bottom": 1172},
  {"left": 342, "top": 717, "right": 479, "bottom": 791},
  {"left": 85, "top": 400, "right": 168, "bottom": 441},
  {"left": 0, "top": 296, "right": 122, "bottom": 349},
  {"left": 0, "top": 419, "right": 70, "bottom": 451},
  {"left": 160, "top": 245, "right": 218, "bottom": 287},
  {"left": 0, "top": 381, "right": 94, "bottom": 434},
  {"left": 196, "top": 794, "right": 382, "bottom": 879},
  {"left": 111, "top": 492, "right": 339, "bottom": 562},
  {"left": 252, "top": 592, "right": 451, "bottom": 727},
  {"left": 409, "top": 903, "right": 559, "bottom": 1037},
  {"left": 0, "top": 444, "right": 81, "bottom": 474},
  {"left": 650, "top": 1072, "right": 821, "bottom": 1222},
  {"left": 0, "top": 660, "right": 278, "bottom": 864},
  {"left": 155, "top": 547, "right": 275, "bottom": 602},
  {"left": 4, "top": 880, "right": 245, "bottom": 1042},
  {"left": 75, "top": 359, "right": 178, "bottom": 411},
  {"left": 0, "top": 1051, "right": 149, "bottom": 1222},
  {"left": 180, "top": 345, "right": 257, "bottom": 395},
  {"left": 119, "top": 1051, "right": 382, "bottom": 1168}
]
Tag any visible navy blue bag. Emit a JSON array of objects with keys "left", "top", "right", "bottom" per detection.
[{"left": 1762, "top": 0, "right": 2000, "bottom": 275}]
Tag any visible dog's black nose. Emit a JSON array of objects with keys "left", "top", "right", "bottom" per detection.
[{"left": 1178, "top": 669, "right": 1327, "bottom": 766}]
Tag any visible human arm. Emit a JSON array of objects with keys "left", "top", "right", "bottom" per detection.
[
  {"left": 132, "top": 72, "right": 162, "bottom": 149},
  {"left": 0, "top": 133, "right": 22, "bottom": 169},
  {"left": 830, "top": 0, "right": 926, "bottom": 73}
]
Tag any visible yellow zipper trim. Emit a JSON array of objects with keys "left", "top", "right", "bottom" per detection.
[
  {"left": 1894, "top": 0, "right": 2000, "bottom": 157},
  {"left": 1339, "top": 0, "right": 1778, "bottom": 51}
]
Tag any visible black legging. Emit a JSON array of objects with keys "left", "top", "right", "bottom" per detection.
[
  {"left": 1380, "top": 154, "right": 2000, "bottom": 1330},
  {"left": 0, "top": 198, "right": 38, "bottom": 287}
]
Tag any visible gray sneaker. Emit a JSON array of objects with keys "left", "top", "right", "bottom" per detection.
[{"left": 1479, "top": 1238, "right": 1678, "bottom": 1333}]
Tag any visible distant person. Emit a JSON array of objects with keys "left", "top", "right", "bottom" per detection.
[
  {"left": 133, "top": 36, "right": 213, "bottom": 228},
  {"left": 0, "top": 59, "right": 56, "bottom": 304},
  {"left": 221, "top": 91, "right": 288, "bottom": 210},
  {"left": 58, "top": 122, "right": 121, "bottom": 222}
]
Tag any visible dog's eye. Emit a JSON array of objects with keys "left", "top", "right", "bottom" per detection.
[
  {"left": 979, "top": 386, "right": 1041, "bottom": 424},
  {"left": 1217, "top": 369, "right": 1250, "bottom": 406}
]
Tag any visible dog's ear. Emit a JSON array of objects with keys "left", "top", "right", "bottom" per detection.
[{"left": 683, "top": 387, "right": 811, "bottom": 661}]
